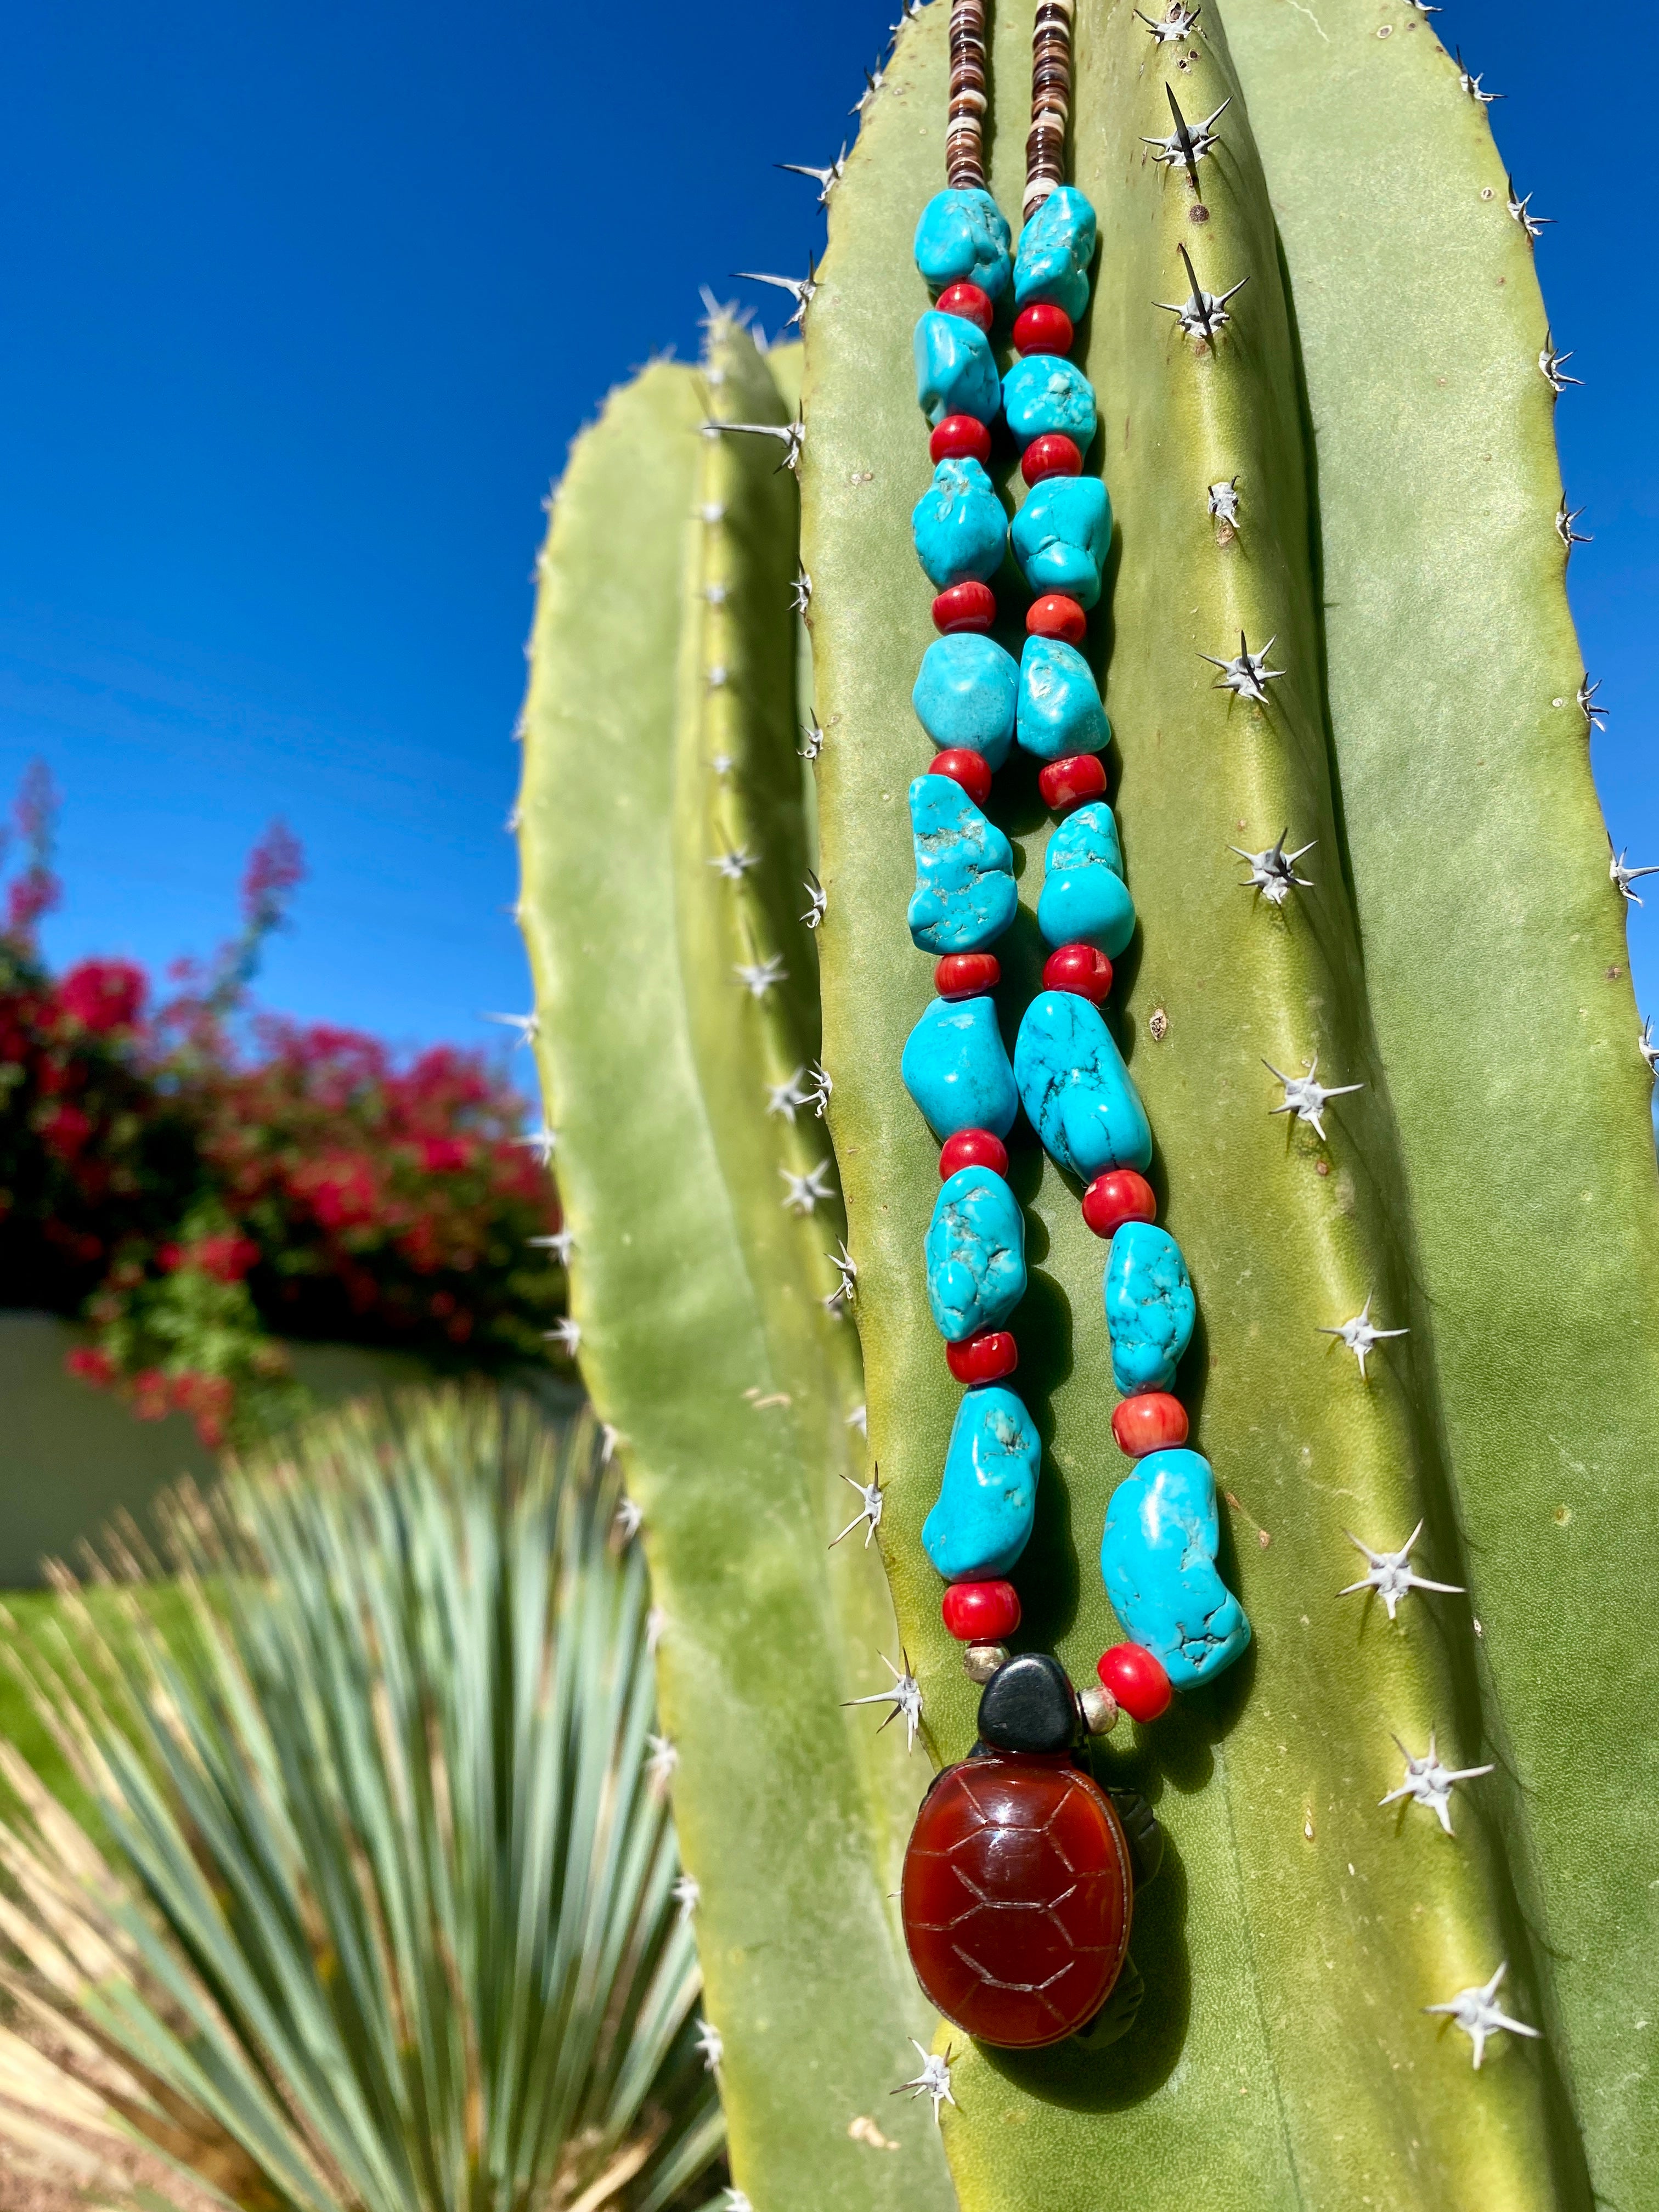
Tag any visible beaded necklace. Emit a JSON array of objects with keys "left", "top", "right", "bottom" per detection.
[{"left": 894, "top": 0, "right": 1252, "bottom": 2052}]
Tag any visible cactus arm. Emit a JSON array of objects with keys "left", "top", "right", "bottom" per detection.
[
  {"left": 1222, "top": 5, "right": 1659, "bottom": 2192},
  {"left": 802, "top": 0, "right": 1584, "bottom": 2203},
  {"left": 517, "top": 331, "right": 953, "bottom": 2212}
]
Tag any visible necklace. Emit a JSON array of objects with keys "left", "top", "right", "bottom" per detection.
[{"left": 893, "top": 0, "right": 1251, "bottom": 2051}]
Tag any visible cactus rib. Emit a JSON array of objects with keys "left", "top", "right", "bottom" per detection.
[{"left": 517, "top": 321, "right": 953, "bottom": 2212}]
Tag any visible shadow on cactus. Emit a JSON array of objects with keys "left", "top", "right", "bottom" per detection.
[{"left": 0, "top": 1387, "right": 724, "bottom": 2212}]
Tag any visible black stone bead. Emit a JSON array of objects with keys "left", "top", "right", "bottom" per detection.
[{"left": 975, "top": 1651, "right": 1079, "bottom": 1754}]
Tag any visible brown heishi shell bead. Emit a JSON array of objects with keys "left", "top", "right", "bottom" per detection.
[
  {"left": 1038, "top": 753, "right": 1108, "bottom": 810},
  {"left": 1026, "top": 594, "right": 1088, "bottom": 644},
  {"left": 902, "top": 1751, "right": 1133, "bottom": 2046},
  {"left": 935, "top": 952, "right": 1001, "bottom": 1001},
  {"left": 1111, "top": 1392, "right": 1189, "bottom": 1458}
]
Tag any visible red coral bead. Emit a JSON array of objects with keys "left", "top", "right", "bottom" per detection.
[
  {"left": 935, "top": 952, "right": 1001, "bottom": 1000},
  {"left": 1021, "top": 433, "right": 1084, "bottom": 486},
  {"left": 928, "top": 748, "right": 993, "bottom": 808},
  {"left": 941, "top": 1578, "right": 1022, "bottom": 1641},
  {"left": 930, "top": 414, "right": 994, "bottom": 466},
  {"left": 940, "top": 1128, "right": 1009, "bottom": 1179},
  {"left": 1111, "top": 1392, "right": 1189, "bottom": 1457},
  {"left": 1042, "top": 943, "right": 1113, "bottom": 1003},
  {"left": 946, "top": 1330, "right": 1019, "bottom": 1385},
  {"left": 1013, "top": 303, "right": 1075, "bottom": 357},
  {"left": 1097, "top": 1644, "right": 1172, "bottom": 1723},
  {"left": 933, "top": 581, "right": 997, "bottom": 634},
  {"left": 938, "top": 281, "right": 995, "bottom": 332},
  {"left": 1081, "top": 1169, "right": 1158, "bottom": 1238},
  {"left": 1026, "top": 594, "right": 1088, "bottom": 645},
  {"left": 1038, "top": 753, "right": 1108, "bottom": 810}
]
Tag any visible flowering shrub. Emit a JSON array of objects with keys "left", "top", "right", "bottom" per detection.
[{"left": 0, "top": 768, "right": 563, "bottom": 1446}]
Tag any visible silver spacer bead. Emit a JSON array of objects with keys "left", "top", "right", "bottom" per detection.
[
  {"left": 963, "top": 1641, "right": 1009, "bottom": 1684},
  {"left": 1079, "top": 1683, "right": 1121, "bottom": 1736}
]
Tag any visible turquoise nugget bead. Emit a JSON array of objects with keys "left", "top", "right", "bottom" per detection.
[
  {"left": 1013, "top": 186, "right": 1098, "bottom": 321},
  {"left": 914, "top": 188, "right": 1013, "bottom": 300},
  {"left": 912, "top": 635, "right": 1018, "bottom": 769},
  {"left": 907, "top": 775, "right": 1018, "bottom": 955},
  {"left": 1011, "top": 476, "right": 1111, "bottom": 607},
  {"left": 1104, "top": 1222, "right": 1195, "bottom": 1393},
  {"left": 1100, "top": 1447, "right": 1251, "bottom": 1687},
  {"left": 1018, "top": 637, "right": 1109, "bottom": 761},
  {"left": 922, "top": 1384, "right": 1040, "bottom": 1579},
  {"left": 926, "top": 1166, "right": 1026, "bottom": 1342},
  {"left": 1001, "top": 356, "right": 1097, "bottom": 452},
  {"left": 914, "top": 312, "right": 1001, "bottom": 427},
  {"left": 1038, "top": 801, "right": 1135, "bottom": 955},
  {"left": 912, "top": 458, "right": 1008, "bottom": 590},
  {"left": 1014, "top": 989, "right": 1150, "bottom": 1177},
  {"left": 902, "top": 995, "right": 1018, "bottom": 1139}
]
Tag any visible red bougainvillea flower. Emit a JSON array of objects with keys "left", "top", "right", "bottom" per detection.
[
  {"left": 289, "top": 1150, "right": 381, "bottom": 1231},
  {"left": 188, "top": 1233, "right": 260, "bottom": 1284},
  {"left": 418, "top": 1136, "right": 471, "bottom": 1174},
  {"left": 65, "top": 1345, "right": 115, "bottom": 1386},
  {"left": 54, "top": 958, "right": 148, "bottom": 1035},
  {"left": 38, "top": 1102, "right": 93, "bottom": 1160}
]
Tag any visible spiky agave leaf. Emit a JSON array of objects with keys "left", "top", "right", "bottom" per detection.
[{"left": 0, "top": 1386, "right": 723, "bottom": 2212}]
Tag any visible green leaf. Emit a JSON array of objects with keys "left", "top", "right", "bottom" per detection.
[
  {"left": 0, "top": 1387, "right": 720, "bottom": 2212},
  {"left": 516, "top": 319, "right": 955, "bottom": 2211}
]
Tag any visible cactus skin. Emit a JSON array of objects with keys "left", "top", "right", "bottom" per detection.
[
  {"left": 801, "top": 1, "right": 1646, "bottom": 2204},
  {"left": 516, "top": 322, "right": 953, "bottom": 2212},
  {"left": 1223, "top": 9, "right": 1659, "bottom": 2198}
]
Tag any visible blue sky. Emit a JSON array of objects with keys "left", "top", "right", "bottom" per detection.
[{"left": 0, "top": 0, "right": 1651, "bottom": 1058}]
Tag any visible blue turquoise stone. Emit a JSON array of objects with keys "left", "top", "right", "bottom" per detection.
[
  {"left": 1103, "top": 1222, "right": 1195, "bottom": 1394},
  {"left": 1037, "top": 801, "right": 1135, "bottom": 956},
  {"left": 914, "top": 312, "right": 1001, "bottom": 427},
  {"left": 925, "top": 1167, "right": 1026, "bottom": 1342},
  {"left": 1011, "top": 476, "right": 1112, "bottom": 607},
  {"left": 1001, "top": 356, "right": 1097, "bottom": 452},
  {"left": 911, "top": 458, "right": 1008, "bottom": 590},
  {"left": 1014, "top": 990, "right": 1151, "bottom": 1177},
  {"left": 914, "top": 188, "right": 1014, "bottom": 301},
  {"left": 1100, "top": 1448, "right": 1251, "bottom": 1688},
  {"left": 1017, "top": 637, "right": 1109, "bottom": 762},
  {"left": 902, "top": 994, "right": 1019, "bottom": 1139},
  {"left": 912, "top": 635, "right": 1018, "bottom": 770},
  {"left": 922, "top": 1385, "right": 1040, "bottom": 1579},
  {"left": 1013, "top": 186, "right": 1098, "bottom": 321},
  {"left": 907, "top": 775, "right": 1018, "bottom": 955}
]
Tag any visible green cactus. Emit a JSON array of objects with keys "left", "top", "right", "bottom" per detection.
[
  {"left": 795, "top": 1, "right": 1657, "bottom": 2208},
  {"left": 515, "top": 5, "right": 1655, "bottom": 2208},
  {"left": 515, "top": 317, "right": 954, "bottom": 2211}
]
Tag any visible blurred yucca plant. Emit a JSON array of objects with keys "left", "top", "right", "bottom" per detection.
[{"left": 0, "top": 1387, "right": 723, "bottom": 2212}]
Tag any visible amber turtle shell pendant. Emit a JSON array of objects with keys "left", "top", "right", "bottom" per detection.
[{"left": 901, "top": 1652, "right": 1135, "bottom": 2048}]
